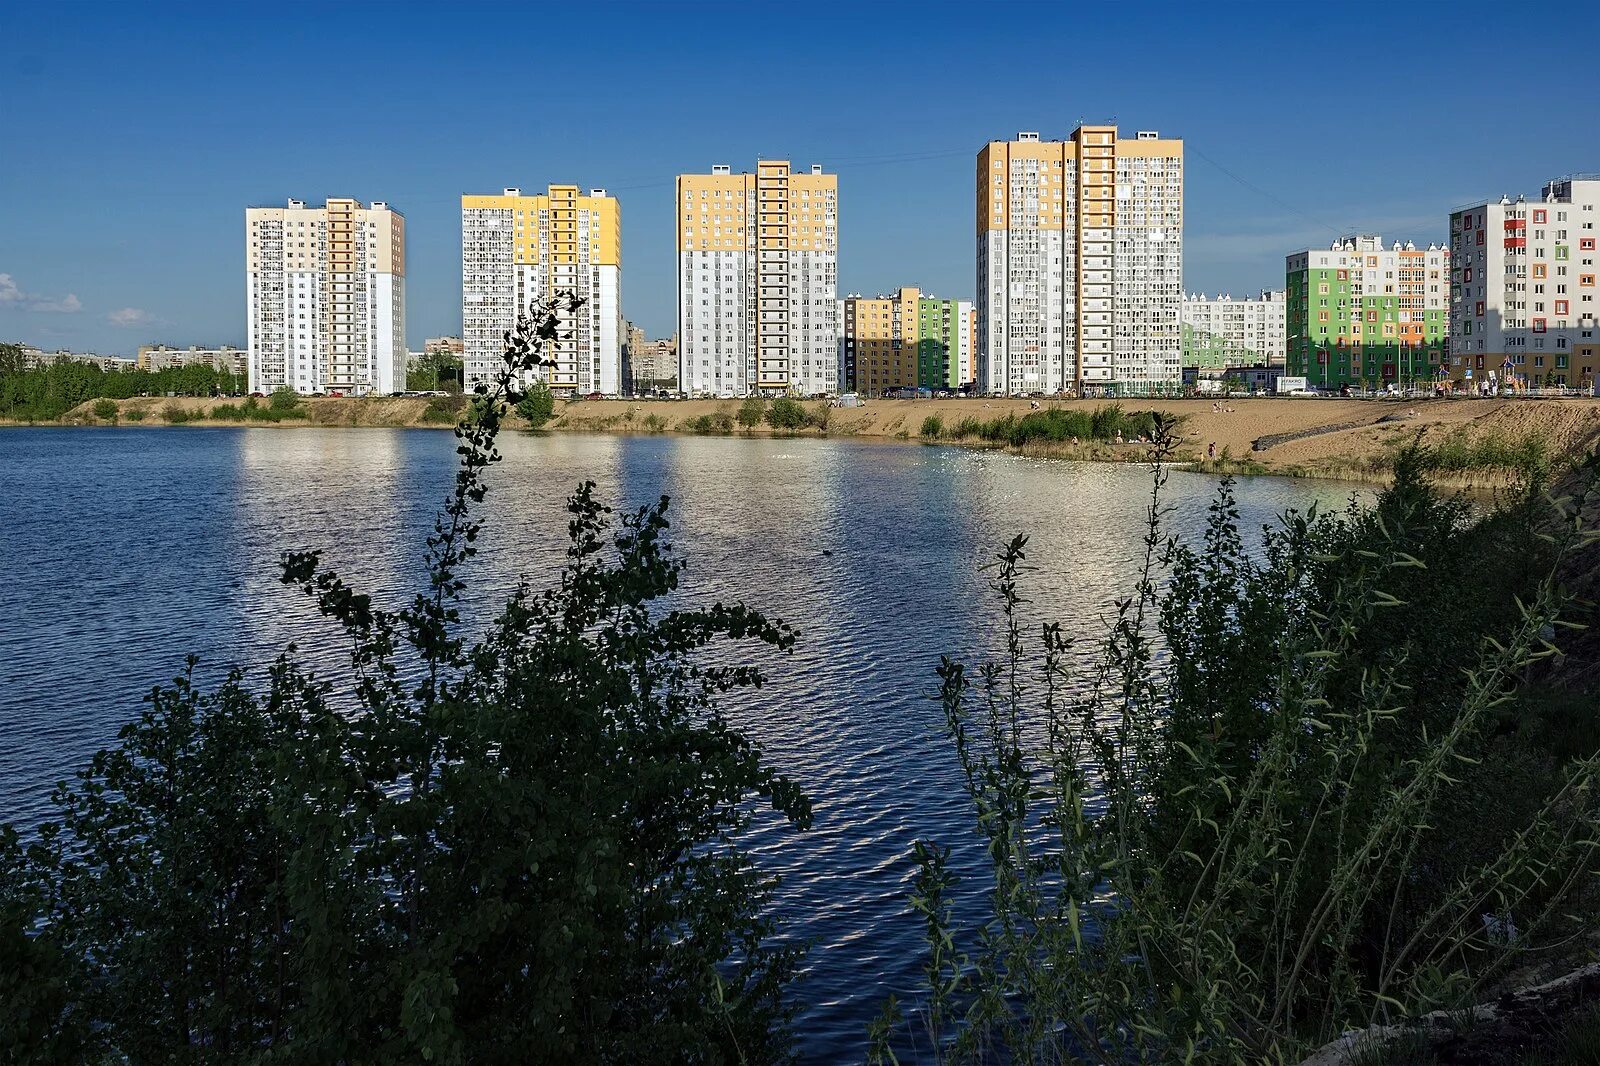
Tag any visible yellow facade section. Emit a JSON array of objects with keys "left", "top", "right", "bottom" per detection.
[
  {"left": 676, "top": 163, "right": 837, "bottom": 252},
  {"left": 245, "top": 200, "right": 404, "bottom": 274},
  {"left": 461, "top": 185, "right": 620, "bottom": 266},
  {"left": 978, "top": 126, "right": 1182, "bottom": 234},
  {"left": 677, "top": 172, "right": 753, "bottom": 253},
  {"left": 843, "top": 286, "right": 920, "bottom": 393}
]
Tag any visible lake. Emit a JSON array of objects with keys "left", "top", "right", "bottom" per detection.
[{"left": 0, "top": 426, "right": 1359, "bottom": 1058}]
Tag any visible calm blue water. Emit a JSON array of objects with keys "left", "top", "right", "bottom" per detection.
[{"left": 0, "top": 427, "right": 1356, "bottom": 1058}]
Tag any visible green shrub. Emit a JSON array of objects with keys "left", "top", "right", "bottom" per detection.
[
  {"left": 874, "top": 440, "right": 1600, "bottom": 1064},
  {"left": 212, "top": 403, "right": 241, "bottom": 420},
  {"left": 737, "top": 395, "right": 766, "bottom": 428},
  {"left": 1413, "top": 429, "right": 1549, "bottom": 481},
  {"left": 684, "top": 411, "right": 734, "bottom": 435},
  {"left": 961, "top": 405, "right": 1170, "bottom": 448},
  {"left": 806, "top": 404, "right": 830, "bottom": 431},
  {"left": 421, "top": 395, "right": 466, "bottom": 425},
  {"left": 765, "top": 397, "right": 808, "bottom": 430},
  {"left": 267, "top": 387, "right": 300, "bottom": 412},
  {"left": 162, "top": 404, "right": 191, "bottom": 424},
  {"left": 515, "top": 382, "right": 555, "bottom": 428},
  {"left": 91, "top": 399, "right": 118, "bottom": 422},
  {"left": 124, "top": 409, "right": 144, "bottom": 423},
  {"left": 920, "top": 415, "right": 944, "bottom": 438},
  {"left": 641, "top": 413, "right": 668, "bottom": 433}
]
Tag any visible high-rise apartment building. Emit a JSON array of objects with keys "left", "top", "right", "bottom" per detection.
[
  {"left": 677, "top": 160, "right": 838, "bottom": 397},
  {"left": 1181, "top": 290, "right": 1286, "bottom": 368},
  {"left": 840, "top": 287, "right": 975, "bottom": 394},
  {"left": 461, "top": 185, "right": 622, "bottom": 394},
  {"left": 977, "top": 126, "right": 1184, "bottom": 396},
  {"left": 1449, "top": 178, "right": 1600, "bottom": 390},
  {"left": 246, "top": 198, "right": 406, "bottom": 396},
  {"left": 1286, "top": 235, "right": 1448, "bottom": 389}
]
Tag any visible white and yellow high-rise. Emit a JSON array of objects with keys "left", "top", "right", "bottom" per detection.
[
  {"left": 245, "top": 198, "right": 406, "bottom": 395},
  {"left": 677, "top": 161, "right": 838, "bottom": 397},
  {"left": 461, "top": 185, "right": 622, "bottom": 394},
  {"left": 977, "top": 127, "right": 1183, "bottom": 396}
]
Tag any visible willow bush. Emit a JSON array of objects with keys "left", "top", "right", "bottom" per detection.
[
  {"left": 873, "top": 425, "right": 1600, "bottom": 1064},
  {"left": 0, "top": 295, "right": 810, "bottom": 1064}
]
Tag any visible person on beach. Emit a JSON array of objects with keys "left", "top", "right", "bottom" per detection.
[{"left": 1207, "top": 441, "right": 1216, "bottom": 461}]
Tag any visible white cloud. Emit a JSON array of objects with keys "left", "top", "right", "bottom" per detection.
[
  {"left": 108, "top": 307, "right": 159, "bottom": 328},
  {"left": 33, "top": 293, "right": 83, "bottom": 313},
  {"left": 0, "top": 272, "right": 83, "bottom": 313}
]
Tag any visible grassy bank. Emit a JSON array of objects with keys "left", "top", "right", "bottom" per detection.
[{"left": 23, "top": 392, "right": 1600, "bottom": 488}]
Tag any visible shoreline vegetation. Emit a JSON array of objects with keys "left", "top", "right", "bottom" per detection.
[
  {"left": 14, "top": 390, "right": 1600, "bottom": 487},
  {"left": 6, "top": 299, "right": 1600, "bottom": 1063}
]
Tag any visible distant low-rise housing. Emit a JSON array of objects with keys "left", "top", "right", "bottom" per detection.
[
  {"left": 840, "top": 287, "right": 975, "bottom": 394},
  {"left": 1450, "top": 177, "right": 1600, "bottom": 390},
  {"left": 1286, "top": 234, "right": 1448, "bottom": 390},
  {"left": 16, "top": 344, "right": 134, "bottom": 372},
  {"left": 423, "top": 335, "right": 464, "bottom": 356},
  {"left": 137, "top": 344, "right": 248, "bottom": 378},
  {"left": 623, "top": 322, "right": 676, "bottom": 392},
  {"left": 1181, "top": 290, "right": 1285, "bottom": 368}
]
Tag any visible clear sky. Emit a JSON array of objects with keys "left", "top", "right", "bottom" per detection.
[{"left": 3, "top": 0, "right": 1596, "bottom": 354}]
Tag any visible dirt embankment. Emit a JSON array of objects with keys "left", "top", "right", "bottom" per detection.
[{"left": 45, "top": 394, "right": 1600, "bottom": 485}]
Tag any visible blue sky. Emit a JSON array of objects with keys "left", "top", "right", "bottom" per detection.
[{"left": 3, "top": 0, "right": 1596, "bottom": 354}]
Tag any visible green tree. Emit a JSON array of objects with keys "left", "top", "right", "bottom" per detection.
[
  {"left": 738, "top": 395, "right": 766, "bottom": 428},
  {"left": 515, "top": 381, "right": 555, "bottom": 427},
  {"left": 1, "top": 294, "right": 810, "bottom": 1063},
  {"left": 410, "top": 349, "right": 463, "bottom": 393},
  {"left": 268, "top": 386, "right": 300, "bottom": 412},
  {"left": 765, "top": 397, "right": 808, "bottom": 430},
  {"left": 91, "top": 398, "right": 118, "bottom": 422}
]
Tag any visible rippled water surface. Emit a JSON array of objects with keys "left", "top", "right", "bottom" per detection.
[{"left": 0, "top": 427, "right": 1358, "bottom": 1058}]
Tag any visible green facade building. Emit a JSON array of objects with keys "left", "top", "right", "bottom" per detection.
[
  {"left": 1286, "top": 235, "right": 1449, "bottom": 389},
  {"left": 916, "top": 296, "right": 976, "bottom": 390}
]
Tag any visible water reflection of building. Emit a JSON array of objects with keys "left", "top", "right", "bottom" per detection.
[{"left": 233, "top": 428, "right": 416, "bottom": 654}]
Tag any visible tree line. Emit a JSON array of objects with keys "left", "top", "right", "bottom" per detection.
[{"left": 0, "top": 343, "right": 245, "bottom": 422}]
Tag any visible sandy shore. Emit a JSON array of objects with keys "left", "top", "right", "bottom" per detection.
[{"left": 37, "top": 393, "right": 1600, "bottom": 485}]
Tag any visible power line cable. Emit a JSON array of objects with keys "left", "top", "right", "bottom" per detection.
[{"left": 1187, "top": 145, "right": 1351, "bottom": 237}]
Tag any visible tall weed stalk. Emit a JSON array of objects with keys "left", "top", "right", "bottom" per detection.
[{"left": 878, "top": 429, "right": 1600, "bottom": 1064}]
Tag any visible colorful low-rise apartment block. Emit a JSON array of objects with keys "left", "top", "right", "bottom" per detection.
[
  {"left": 839, "top": 287, "right": 975, "bottom": 394},
  {"left": 1181, "top": 290, "right": 1285, "bottom": 368},
  {"left": 1285, "top": 235, "right": 1448, "bottom": 390},
  {"left": 1449, "top": 177, "right": 1600, "bottom": 390}
]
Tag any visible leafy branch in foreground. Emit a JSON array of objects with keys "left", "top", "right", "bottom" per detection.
[
  {"left": 877, "top": 434, "right": 1600, "bottom": 1064},
  {"left": 1, "top": 293, "right": 811, "bottom": 1064}
]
